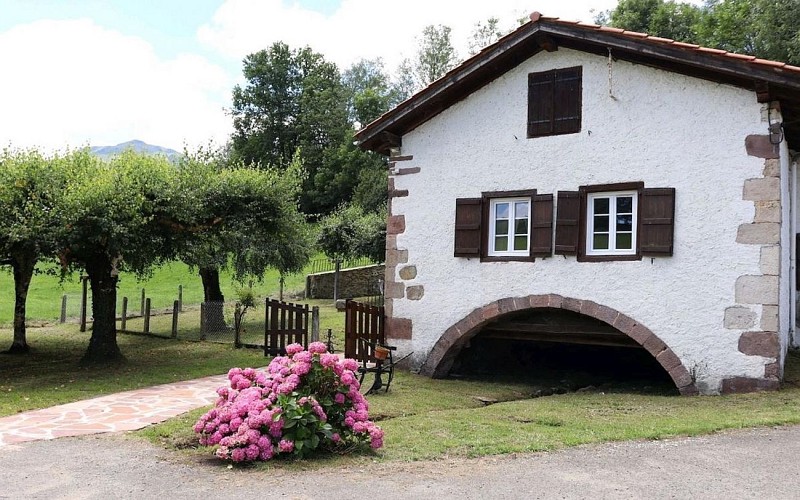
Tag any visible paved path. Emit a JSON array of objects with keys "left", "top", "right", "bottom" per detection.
[
  {"left": 0, "top": 373, "right": 229, "bottom": 447},
  {"left": 1, "top": 426, "right": 799, "bottom": 499}
]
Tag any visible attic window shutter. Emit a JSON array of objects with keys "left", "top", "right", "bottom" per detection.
[
  {"left": 528, "top": 71, "right": 555, "bottom": 137},
  {"left": 639, "top": 188, "right": 675, "bottom": 256},
  {"left": 454, "top": 198, "right": 482, "bottom": 257},
  {"left": 528, "top": 66, "right": 582, "bottom": 138},
  {"left": 531, "top": 194, "right": 553, "bottom": 258},
  {"left": 553, "top": 67, "right": 582, "bottom": 135},
  {"left": 555, "top": 191, "right": 580, "bottom": 255}
]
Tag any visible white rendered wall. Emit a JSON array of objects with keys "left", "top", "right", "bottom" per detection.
[{"left": 390, "top": 48, "right": 771, "bottom": 394}]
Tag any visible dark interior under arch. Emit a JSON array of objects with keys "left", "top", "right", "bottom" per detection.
[{"left": 447, "top": 308, "right": 678, "bottom": 395}]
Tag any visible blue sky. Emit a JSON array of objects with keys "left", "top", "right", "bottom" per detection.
[{"left": 0, "top": 0, "right": 624, "bottom": 150}]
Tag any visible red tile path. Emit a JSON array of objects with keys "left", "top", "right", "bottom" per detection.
[{"left": 0, "top": 372, "right": 233, "bottom": 447}]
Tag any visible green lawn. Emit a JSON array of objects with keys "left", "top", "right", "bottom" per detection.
[
  {"left": 0, "top": 259, "right": 321, "bottom": 325},
  {"left": 140, "top": 350, "right": 800, "bottom": 464},
  {"left": 0, "top": 299, "right": 346, "bottom": 417}
]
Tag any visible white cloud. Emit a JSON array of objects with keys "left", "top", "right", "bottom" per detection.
[
  {"left": 199, "top": 0, "right": 622, "bottom": 71},
  {"left": 0, "top": 18, "right": 233, "bottom": 151}
]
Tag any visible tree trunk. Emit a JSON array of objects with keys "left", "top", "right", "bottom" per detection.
[
  {"left": 5, "top": 252, "right": 36, "bottom": 354},
  {"left": 81, "top": 256, "right": 123, "bottom": 364},
  {"left": 199, "top": 266, "right": 224, "bottom": 302},
  {"left": 199, "top": 266, "right": 227, "bottom": 332}
]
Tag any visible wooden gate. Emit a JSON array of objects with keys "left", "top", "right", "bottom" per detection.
[
  {"left": 344, "top": 299, "right": 385, "bottom": 361},
  {"left": 264, "top": 299, "right": 309, "bottom": 356}
]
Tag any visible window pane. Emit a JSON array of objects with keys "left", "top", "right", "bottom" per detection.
[
  {"left": 594, "top": 215, "right": 609, "bottom": 232},
  {"left": 616, "top": 233, "right": 632, "bottom": 250},
  {"left": 495, "top": 202, "right": 509, "bottom": 219},
  {"left": 495, "top": 236, "right": 508, "bottom": 251},
  {"left": 593, "top": 197, "right": 609, "bottom": 214},
  {"left": 496, "top": 219, "right": 509, "bottom": 235},
  {"left": 514, "top": 201, "right": 529, "bottom": 218},
  {"left": 617, "top": 214, "right": 633, "bottom": 231},
  {"left": 593, "top": 233, "right": 609, "bottom": 250},
  {"left": 515, "top": 218, "right": 529, "bottom": 235},
  {"left": 616, "top": 196, "right": 633, "bottom": 214},
  {"left": 514, "top": 235, "right": 528, "bottom": 251}
]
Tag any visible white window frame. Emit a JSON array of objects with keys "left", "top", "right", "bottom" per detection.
[
  {"left": 586, "top": 191, "right": 637, "bottom": 256},
  {"left": 488, "top": 197, "right": 531, "bottom": 257}
]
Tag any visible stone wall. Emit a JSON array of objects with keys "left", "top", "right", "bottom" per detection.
[{"left": 305, "top": 265, "right": 385, "bottom": 299}]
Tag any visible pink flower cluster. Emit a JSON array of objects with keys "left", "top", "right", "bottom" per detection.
[{"left": 194, "top": 342, "right": 383, "bottom": 462}]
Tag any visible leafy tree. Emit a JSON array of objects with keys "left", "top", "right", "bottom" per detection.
[
  {"left": 598, "top": 0, "right": 800, "bottom": 65},
  {"left": 468, "top": 17, "right": 504, "bottom": 55},
  {"left": 393, "top": 58, "right": 417, "bottom": 102},
  {"left": 414, "top": 24, "right": 460, "bottom": 88},
  {"left": 317, "top": 204, "right": 385, "bottom": 302},
  {"left": 0, "top": 148, "right": 79, "bottom": 353},
  {"left": 58, "top": 151, "right": 180, "bottom": 363},
  {"left": 343, "top": 58, "right": 405, "bottom": 126},
  {"left": 230, "top": 42, "right": 352, "bottom": 215},
  {"left": 177, "top": 147, "right": 312, "bottom": 326}
]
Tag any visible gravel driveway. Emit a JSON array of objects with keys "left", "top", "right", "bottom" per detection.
[{"left": 1, "top": 425, "right": 797, "bottom": 499}]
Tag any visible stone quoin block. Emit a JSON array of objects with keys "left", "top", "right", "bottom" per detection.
[
  {"left": 736, "top": 223, "right": 780, "bottom": 245},
  {"left": 742, "top": 177, "right": 780, "bottom": 202},
  {"left": 406, "top": 285, "right": 424, "bottom": 301},
  {"left": 745, "top": 135, "right": 780, "bottom": 159},
  {"left": 760, "top": 305, "right": 779, "bottom": 331},
  {"left": 385, "top": 317, "right": 412, "bottom": 340},
  {"left": 398, "top": 265, "right": 417, "bottom": 280},
  {"left": 738, "top": 331, "right": 780, "bottom": 358},
  {"left": 387, "top": 215, "right": 406, "bottom": 235},
  {"left": 385, "top": 248, "right": 408, "bottom": 267},
  {"left": 759, "top": 245, "right": 780, "bottom": 275},
  {"left": 384, "top": 281, "right": 405, "bottom": 299},
  {"left": 754, "top": 201, "right": 781, "bottom": 223},
  {"left": 735, "top": 275, "right": 779, "bottom": 305},
  {"left": 720, "top": 377, "right": 780, "bottom": 393},
  {"left": 723, "top": 306, "right": 757, "bottom": 329},
  {"left": 762, "top": 159, "right": 780, "bottom": 177}
]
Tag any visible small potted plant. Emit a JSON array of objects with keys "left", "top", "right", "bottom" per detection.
[{"left": 374, "top": 345, "right": 390, "bottom": 361}]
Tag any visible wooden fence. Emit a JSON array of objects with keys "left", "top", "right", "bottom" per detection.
[
  {"left": 264, "top": 299, "right": 309, "bottom": 356},
  {"left": 344, "top": 299, "right": 385, "bottom": 361}
]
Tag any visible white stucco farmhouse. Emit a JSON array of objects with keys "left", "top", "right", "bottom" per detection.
[{"left": 355, "top": 13, "right": 800, "bottom": 395}]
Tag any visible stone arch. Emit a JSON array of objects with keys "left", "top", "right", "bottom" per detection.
[{"left": 419, "top": 294, "right": 698, "bottom": 395}]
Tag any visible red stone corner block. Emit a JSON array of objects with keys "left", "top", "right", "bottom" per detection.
[{"left": 386, "top": 317, "right": 412, "bottom": 340}]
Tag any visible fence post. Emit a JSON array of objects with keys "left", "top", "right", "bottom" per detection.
[
  {"left": 121, "top": 297, "right": 128, "bottom": 331},
  {"left": 140, "top": 288, "right": 146, "bottom": 316},
  {"left": 79, "top": 275, "right": 88, "bottom": 332},
  {"left": 200, "top": 302, "right": 207, "bottom": 341},
  {"left": 60, "top": 294, "right": 67, "bottom": 323},
  {"left": 172, "top": 300, "right": 179, "bottom": 339},
  {"left": 279, "top": 276, "right": 285, "bottom": 302},
  {"left": 144, "top": 298, "right": 151, "bottom": 334},
  {"left": 311, "top": 306, "right": 320, "bottom": 343},
  {"left": 178, "top": 285, "right": 183, "bottom": 312},
  {"left": 234, "top": 302, "right": 242, "bottom": 348}
]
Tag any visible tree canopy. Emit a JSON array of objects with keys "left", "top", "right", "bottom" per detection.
[{"left": 597, "top": 0, "right": 800, "bottom": 65}]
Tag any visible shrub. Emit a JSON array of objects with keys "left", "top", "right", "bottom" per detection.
[{"left": 193, "top": 342, "right": 383, "bottom": 461}]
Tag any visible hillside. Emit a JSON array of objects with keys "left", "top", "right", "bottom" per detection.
[{"left": 90, "top": 140, "right": 181, "bottom": 161}]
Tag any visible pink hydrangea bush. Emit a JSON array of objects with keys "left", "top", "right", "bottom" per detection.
[{"left": 194, "top": 342, "right": 383, "bottom": 462}]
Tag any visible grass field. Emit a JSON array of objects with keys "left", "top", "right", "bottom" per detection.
[
  {"left": 0, "top": 259, "right": 320, "bottom": 326},
  {"left": 141, "top": 350, "right": 800, "bottom": 464}
]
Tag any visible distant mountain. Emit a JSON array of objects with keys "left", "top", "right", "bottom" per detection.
[{"left": 90, "top": 140, "right": 182, "bottom": 162}]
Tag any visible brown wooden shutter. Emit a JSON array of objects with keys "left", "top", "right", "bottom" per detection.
[
  {"left": 454, "top": 198, "right": 482, "bottom": 257},
  {"left": 528, "top": 70, "right": 554, "bottom": 137},
  {"left": 639, "top": 188, "right": 675, "bottom": 256},
  {"left": 555, "top": 191, "right": 580, "bottom": 255},
  {"left": 531, "top": 194, "right": 553, "bottom": 258},
  {"left": 553, "top": 67, "right": 582, "bottom": 135}
]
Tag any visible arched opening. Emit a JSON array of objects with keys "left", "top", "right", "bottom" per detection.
[{"left": 420, "top": 294, "right": 698, "bottom": 395}]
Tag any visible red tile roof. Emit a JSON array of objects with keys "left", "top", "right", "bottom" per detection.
[{"left": 529, "top": 11, "right": 800, "bottom": 76}]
